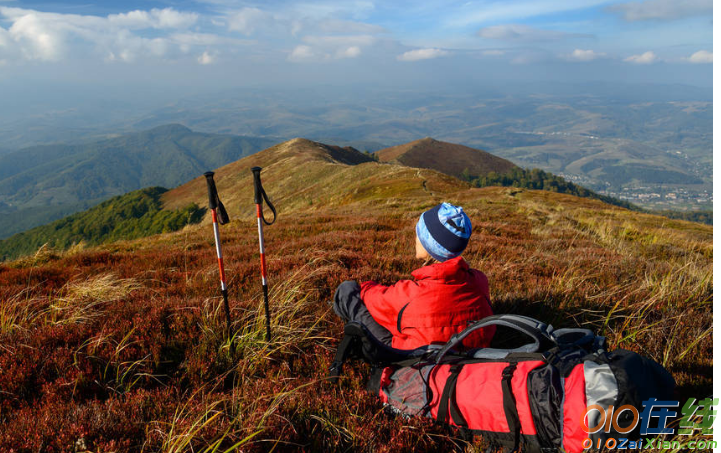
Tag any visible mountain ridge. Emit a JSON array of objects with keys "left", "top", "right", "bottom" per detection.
[{"left": 161, "top": 137, "right": 466, "bottom": 216}]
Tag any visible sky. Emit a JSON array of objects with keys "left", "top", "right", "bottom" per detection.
[{"left": 0, "top": 0, "right": 713, "bottom": 117}]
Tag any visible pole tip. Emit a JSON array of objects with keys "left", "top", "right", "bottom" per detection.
[
  {"left": 204, "top": 171, "right": 215, "bottom": 178},
  {"left": 251, "top": 166, "right": 262, "bottom": 173}
]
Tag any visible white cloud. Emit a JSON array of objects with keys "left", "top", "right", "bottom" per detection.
[
  {"left": 477, "top": 24, "right": 591, "bottom": 41},
  {"left": 609, "top": 0, "right": 711, "bottom": 21},
  {"left": 223, "top": 8, "right": 382, "bottom": 38},
  {"left": 223, "top": 6, "right": 384, "bottom": 62},
  {"left": 624, "top": 50, "right": 659, "bottom": 64},
  {"left": 287, "top": 42, "right": 366, "bottom": 62},
  {"left": 108, "top": 8, "right": 198, "bottom": 29},
  {"left": 153, "top": 8, "right": 199, "bottom": 29},
  {"left": 397, "top": 48, "right": 449, "bottom": 62},
  {"left": 686, "top": 50, "right": 712, "bottom": 63},
  {"left": 6, "top": 10, "right": 65, "bottom": 60},
  {"left": 336, "top": 46, "right": 361, "bottom": 58},
  {"left": 146, "top": 38, "right": 169, "bottom": 57},
  {"left": 198, "top": 50, "right": 216, "bottom": 64},
  {"left": 0, "top": 6, "right": 223, "bottom": 64},
  {"left": 564, "top": 48, "right": 606, "bottom": 61},
  {"left": 288, "top": 1, "right": 375, "bottom": 20},
  {"left": 107, "top": 10, "right": 148, "bottom": 28},
  {"left": 288, "top": 34, "right": 377, "bottom": 62},
  {"left": 227, "top": 7, "right": 274, "bottom": 36},
  {"left": 170, "top": 32, "right": 252, "bottom": 49},
  {"left": 105, "top": 30, "right": 171, "bottom": 62},
  {"left": 481, "top": 49, "right": 505, "bottom": 56},
  {"left": 288, "top": 44, "right": 320, "bottom": 62}
]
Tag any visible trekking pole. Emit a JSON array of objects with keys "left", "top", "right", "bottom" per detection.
[
  {"left": 251, "top": 167, "right": 276, "bottom": 342},
  {"left": 204, "top": 171, "right": 232, "bottom": 334}
]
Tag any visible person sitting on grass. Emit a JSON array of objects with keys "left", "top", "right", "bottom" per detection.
[{"left": 333, "top": 202, "right": 495, "bottom": 350}]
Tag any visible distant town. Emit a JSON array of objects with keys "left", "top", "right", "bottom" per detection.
[
  {"left": 557, "top": 172, "right": 712, "bottom": 210},
  {"left": 601, "top": 187, "right": 713, "bottom": 211}
]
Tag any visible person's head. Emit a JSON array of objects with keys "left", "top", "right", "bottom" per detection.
[{"left": 415, "top": 202, "right": 472, "bottom": 262}]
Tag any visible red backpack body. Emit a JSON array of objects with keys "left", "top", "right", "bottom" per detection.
[{"left": 331, "top": 315, "right": 675, "bottom": 453}]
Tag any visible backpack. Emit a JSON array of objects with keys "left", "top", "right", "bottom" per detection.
[{"left": 329, "top": 314, "right": 675, "bottom": 453}]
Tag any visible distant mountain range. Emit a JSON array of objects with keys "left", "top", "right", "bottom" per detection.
[
  {"left": 0, "top": 125, "right": 278, "bottom": 238},
  {"left": 0, "top": 85, "right": 710, "bottom": 212},
  {"left": 116, "top": 88, "right": 711, "bottom": 196}
]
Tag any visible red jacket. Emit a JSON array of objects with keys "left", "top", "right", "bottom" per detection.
[{"left": 360, "top": 257, "right": 495, "bottom": 350}]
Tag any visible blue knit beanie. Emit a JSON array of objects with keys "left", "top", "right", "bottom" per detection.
[{"left": 416, "top": 202, "right": 472, "bottom": 262}]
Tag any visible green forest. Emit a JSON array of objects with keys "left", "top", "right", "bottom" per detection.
[
  {"left": 463, "top": 167, "right": 636, "bottom": 210},
  {"left": 0, "top": 187, "right": 204, "bottom": 261}
]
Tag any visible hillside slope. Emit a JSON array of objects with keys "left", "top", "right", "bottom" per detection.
[
  {"left": 376, "top": 137, "right": 518, "bottom": 179},
  {"left": 0, "top": 187, "right": 204, "bottom": 261},
  {"left": 0, "top": 125, "right": 277, "bottom": 238},
  {"left": 0, "top": 135, "right": 712, "bottom": 451},
  {"left": 162, "top": 137, "right": 467, "bottom": 216}
]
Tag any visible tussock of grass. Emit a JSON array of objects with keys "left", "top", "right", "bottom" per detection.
[
  {"left": 6, "top": 243, "right": 60, "bottom": 268},
  {"left": 0, "top": 272, "right": 141, "bottom": 334},
  {"left": 0, "top": 287, "right": 45, "bottom": 334},
  {"left": 47, "top": 273, "right": 142, "bottom": 326},
  {"left": 145, "top": 379, "right": 317, "bottom": 452},
  {"left": 199, "top": 261, "right": 334, "bottom": 377},
  {"left": 74, "top": 327, "right": 162, "bottom": 395}
]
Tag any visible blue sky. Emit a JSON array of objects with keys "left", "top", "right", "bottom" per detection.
[{"left": 0, "top": 0, "right": 713, "bottom": 108}]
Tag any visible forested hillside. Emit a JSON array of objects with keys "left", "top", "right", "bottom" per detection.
[
  {"left": 468, "top": 167, "right": 636, "bottom": 210},
  {"left": 0, "top": 187, "right": 203, "bottom": 260}
]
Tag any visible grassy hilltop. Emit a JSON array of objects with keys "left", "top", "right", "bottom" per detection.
[
  {"left": 375, "top": 137, "right": 518, "bottom": 179},
  {"left": 0, "top": 139, "right": 712, "bottom": 451}
]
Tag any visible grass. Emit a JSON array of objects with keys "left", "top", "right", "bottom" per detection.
[
  {"left": 147, "top": 388, "right": 264, "bottom": 453},
  {"left": 0, "top": 272, "right": 141, "bottom": 334},
  {"left": 0, "top": 173, "right": 712, "bottom": 451}
]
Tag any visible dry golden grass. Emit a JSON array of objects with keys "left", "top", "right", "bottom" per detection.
[{"left": 0, "top": 272, "right": 141, "bottom": 334}]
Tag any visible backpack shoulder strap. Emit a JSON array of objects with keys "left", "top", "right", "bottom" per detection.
[{"left": 434, "top": 314, "right": 556, "bottom": 364}]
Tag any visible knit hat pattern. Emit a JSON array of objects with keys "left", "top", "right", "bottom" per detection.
[{"left": 415, "top": 202, "right": 472, "bottom": 262}]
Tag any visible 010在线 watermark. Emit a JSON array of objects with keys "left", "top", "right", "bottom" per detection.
[{"left": 581, "top": 397, "right": 717, "bottom": 450}]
